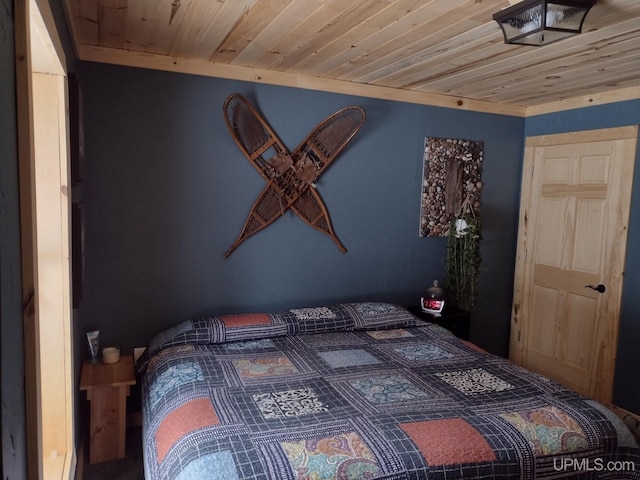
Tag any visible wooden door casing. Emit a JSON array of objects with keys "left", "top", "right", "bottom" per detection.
[{"left": 510, "top": 126, "right": 638, "bottom": 406}]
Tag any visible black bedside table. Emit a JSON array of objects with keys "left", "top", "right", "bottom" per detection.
[{"left": 408, "top": 305, "right": 471, "bottom": 340}]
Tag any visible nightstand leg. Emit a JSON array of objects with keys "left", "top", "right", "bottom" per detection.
[{"left": 86, "top": 385, "right": 130, "bottom": 463}]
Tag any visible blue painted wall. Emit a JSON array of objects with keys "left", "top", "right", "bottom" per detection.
[
  {"left": 75, "top": 62, "right": 524, "bottom": 359},
  {"left": 526, "top": 101, "right": 640, "bottom": 414},
  {"left": 0, "top": 0, "right": 28, "bottom": 477}
]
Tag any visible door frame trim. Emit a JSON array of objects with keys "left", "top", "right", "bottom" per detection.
[{"left": 510, "top": 125, "right": 638, "bottom": 405}]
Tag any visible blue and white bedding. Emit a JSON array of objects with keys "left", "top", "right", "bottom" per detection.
[{"left": 138, "top": 302, "right": 640, "bottom": 479}]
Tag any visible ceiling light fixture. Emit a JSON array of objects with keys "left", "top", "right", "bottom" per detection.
[{"left": 493, "top": 0, "right": 596, "bottom": 46}]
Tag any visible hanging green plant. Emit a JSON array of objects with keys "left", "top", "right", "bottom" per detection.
[{"left": 445, "top": 202, "right": 481, "bottom": 312}]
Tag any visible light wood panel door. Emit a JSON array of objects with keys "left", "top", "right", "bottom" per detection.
[{"left": 510, "top": 126, "right": 637, "bottom": 405}]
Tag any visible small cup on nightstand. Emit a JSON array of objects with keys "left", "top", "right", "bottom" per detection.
[{"left": 102, "top": 346, "right": 120, "bottom": 364}]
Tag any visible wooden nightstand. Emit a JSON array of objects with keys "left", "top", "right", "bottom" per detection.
[
  {"left": 408, "top": 305, "right": 471, "bottom": 340},
  {"left": 80, "top": 354, "right": 136, "bottom": 464}
]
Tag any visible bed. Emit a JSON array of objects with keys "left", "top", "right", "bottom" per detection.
[{"left": 137, "top": 302, "right": 640, "bottom": 479}]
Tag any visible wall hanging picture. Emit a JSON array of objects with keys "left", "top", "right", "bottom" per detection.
[
  {"left": 222, "top": 94, "right": 365, "bottom": 258},
  {"left": 419, "top": 137, "right": 484, "bottom": 237},
  {"left": 418, "top": 136, "right": 484, "bottom": 312}
]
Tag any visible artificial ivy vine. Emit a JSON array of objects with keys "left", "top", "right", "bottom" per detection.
[{"left": 445, "top": 210, "right": 481, "bottom": 312}]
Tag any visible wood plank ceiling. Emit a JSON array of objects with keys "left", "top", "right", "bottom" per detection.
[{"left": 63, "top": 0, "right": 640, "bottom": 115}]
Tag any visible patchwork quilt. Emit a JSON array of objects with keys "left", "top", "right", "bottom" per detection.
[{"left": 138, "top": 302, "right": 640, "bottom": 479}]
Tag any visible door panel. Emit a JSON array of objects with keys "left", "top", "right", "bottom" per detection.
[
  {"left": 510, "top": 126, "right": 637, "bottom": 405},
  {"left": 574, "top": 199, "right": 606, "bottom": 272},
  {"left": 563, "top": 293, "right": 597, "bottom": 370},
  {"left": 528, "top": 285, "right": 560, "bottom": 357},
  {"left": 535, "top": 197, "right": 567, "bottom": 266}
]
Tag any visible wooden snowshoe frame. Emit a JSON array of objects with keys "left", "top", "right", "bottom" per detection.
[{"left": 222, "top": 94, "right": 365, "bottom": 258}]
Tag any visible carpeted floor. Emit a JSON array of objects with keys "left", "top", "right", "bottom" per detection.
[{"left": 80, "top": 426, "right": 144, "bottom": 480}]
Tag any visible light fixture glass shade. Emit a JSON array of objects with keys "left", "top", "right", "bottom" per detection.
[{"left": 493, "top": 0, "right": 596, "bottom": 46}]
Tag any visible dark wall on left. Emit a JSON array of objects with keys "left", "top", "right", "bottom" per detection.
[{"left": 0, "top": 0, "right": 28, "bottom": 477}]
